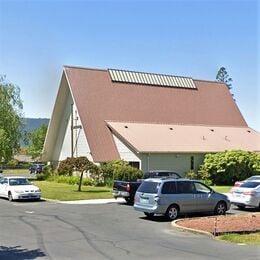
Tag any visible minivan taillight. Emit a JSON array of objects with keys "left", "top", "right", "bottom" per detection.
[
  {"left": 126, "top": 184, "right": 131, "bottom": 192},
  {"left": 154, "top": 196, "right": 160, "bottom": 203}
]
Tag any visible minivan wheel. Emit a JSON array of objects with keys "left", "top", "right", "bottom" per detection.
[
  {"left": 165, "top": 205, "right": 179, "bottom": 220},
  {"left": 8, "top": 192, "right": 13, "bottom": 202},
  {"left": 214, "top": 202, "right": 227, "bottom": 215},
  {"left": 144, "top": 212, "right": 154, "bottom": 218}
]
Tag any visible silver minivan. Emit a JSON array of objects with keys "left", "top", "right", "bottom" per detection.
[{"left": 134, "top": 178, "right": 230, "bottom": 220}]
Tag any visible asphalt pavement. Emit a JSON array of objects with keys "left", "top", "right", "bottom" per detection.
[{"left": 0, "top": 198, "right": 259, "bottom": 260}]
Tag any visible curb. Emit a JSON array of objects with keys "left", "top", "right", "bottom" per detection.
[
  {"left": 42, "top": 197, "right": 125, "bottom": 205},
  {"left": 171, "top": 219, "right": 214, "bottom": 238}
]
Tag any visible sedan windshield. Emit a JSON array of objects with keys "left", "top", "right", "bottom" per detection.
[
  {"left": 240, "top": 181, "right": 260, "bottom": 188},
  {"left": 9, "top": 178, "right": 31, "bottom": 186}
]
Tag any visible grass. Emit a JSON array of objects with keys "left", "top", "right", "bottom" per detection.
[
  {"left": 34, "top": 181, "right": 113, "bottom": 201},
  {"left": 2, "top": 169, "right": 29, "bottom": 175},
  {"left": 2, "top": 170, "right": 233, "bottom": 200},
  {"left": 211, "top": 186, "right": 232, "bottom": 193},
  {"left": 219, "top": 232, "right": 260, "bottom": 245}
]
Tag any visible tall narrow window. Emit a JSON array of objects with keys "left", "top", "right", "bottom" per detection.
[{"left": 190, "top": 156, "right": 194, "bottom": 170}]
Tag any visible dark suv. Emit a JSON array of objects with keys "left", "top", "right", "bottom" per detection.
[
  {"left": 134, "top": 178, "right": 230, "bottom": 220},
  {"left": 29, "top": 163, "right": 44, "bottom": 174}
]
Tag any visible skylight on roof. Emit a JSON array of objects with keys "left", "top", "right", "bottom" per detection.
[{"left": 108, "top": 69, "right": 196, "bottom": 89}]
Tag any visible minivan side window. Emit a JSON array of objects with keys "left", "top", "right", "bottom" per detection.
[
  {"left": 176, "top": 181, "right": 196, "bottom": 194},
  {"left": 194, "top": 182, "right": 211, "bottom": 193},
  {"left": 161, "top": 181, "right": 177, "bottom": 194}
]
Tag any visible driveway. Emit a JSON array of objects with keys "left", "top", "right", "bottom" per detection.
[{"left": 0, "top": 199, "right": 259, "bottom": 260}]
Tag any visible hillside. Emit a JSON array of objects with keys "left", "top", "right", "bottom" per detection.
[
  {"left": 20, "top": 118, "right": 49, "bottom": 147},
  {"left": 23, "top": 118, "right": 49, "bottom": 133}
]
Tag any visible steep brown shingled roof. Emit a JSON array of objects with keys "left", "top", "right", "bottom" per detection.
[{"left": 64, "top": 66, "right": 248, "bottom": 162}]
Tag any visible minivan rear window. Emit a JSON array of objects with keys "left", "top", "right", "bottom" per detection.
[{"left": 138, "top": 181, "right": 161, "bottom": 193}]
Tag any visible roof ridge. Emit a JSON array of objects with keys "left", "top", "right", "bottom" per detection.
[
  {"left": 63, "top": 65, "right": 227, "bottom": 85},
  {"left": 194, "top": 78, "right": 225, "bottom": 84},
  {"left": 64, "top": 65, "right": 107, "bottom": 72}
]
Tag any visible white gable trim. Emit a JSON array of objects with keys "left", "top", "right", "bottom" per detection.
[{"left": 112, "top": 133, "right": 141, "bottom": 164}]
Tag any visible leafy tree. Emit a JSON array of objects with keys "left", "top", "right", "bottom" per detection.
[
  {"left": 57, "top": 156, "right": 99, "bottom": 191},
  {"left": 0, "top": 76, "right": 23, "bottom": 162},
  {"left": 198, "top": 150, "right": 260, "bottom": 185},
  {"left": 27, "top": 124, "right": 48, "bottom": 159},
  {"left": 216, "top": 67, "right": 233, "bottom": 90}
]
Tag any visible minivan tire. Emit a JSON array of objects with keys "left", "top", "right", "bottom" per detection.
[
  {"left": 214, "top": 201, "right": 227, "bottom": 215},
  {"left": 165, "top": 205, "right": 179, "bottom": 220}
]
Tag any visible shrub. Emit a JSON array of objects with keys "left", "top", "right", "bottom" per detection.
[
  {"left": 199, "top": 150, "right": 260, "bottom": 185},
  {"left": 36, "top": 165, "right": 53, "bottom": 181},
  {"left": 185, "top": 170, "right": 197, "bottom": 179},
  {"left": 100, "top": 160, "right": 143, "bottom": 184},
  {"left": 7, "top": 159, "right": 18, "bottom": 167}
]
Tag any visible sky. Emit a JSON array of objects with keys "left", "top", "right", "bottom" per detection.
[{"left": 0, "top": 0, "right": 259, "bottom": 131}]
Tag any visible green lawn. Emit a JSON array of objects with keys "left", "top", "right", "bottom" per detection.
[
  {"left": 211, "top": 186, "right": 232, "bottom": 193},
  {"left": 219, "top": 232, "right": 260, "bottom": 245},
  {"left": 2, "top": 169, "right": 29, "bottom": 175},
  {"left": 34, "top": 181, "right": 113, "bottom": 201}
]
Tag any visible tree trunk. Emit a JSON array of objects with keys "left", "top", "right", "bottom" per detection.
[{"left": 78, "top": 171, "right": 84, "bottom": 191}]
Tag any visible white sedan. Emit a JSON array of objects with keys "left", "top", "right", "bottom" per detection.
[
  {"left": 0, "top": 176, "right": 41, "bottom": 201},
  {"left": 230, "top": 181, "right": 260, "bottom": 209}
]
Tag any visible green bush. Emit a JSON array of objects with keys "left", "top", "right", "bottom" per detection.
[
  {"left": 185, "top": 170, "right": 197, "bottom": 179},
  {"left": 185, "top": 169, "right": 212, "bottom": 185},
  {"left": 199, "top": 150, "right": 260, "bottom": 185},
  {"left": 36, "top": 165, "right": 53, "bottom": 181},
  {"left": 7, "top": 159, "right": 18, "bottom": 167},
  {"left": 100, "top": 160, "right": 143, "bottom": 185}
]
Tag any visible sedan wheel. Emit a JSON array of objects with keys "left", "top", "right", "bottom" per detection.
[
  {"left": 214, "top": 202, "right": 227, "bottom": 215},
  {"left": 165, "top": 205, "right": 179, "bottom": 220},
  {"left": 8, "top": 192, "right": 13, "bottom": 201}
]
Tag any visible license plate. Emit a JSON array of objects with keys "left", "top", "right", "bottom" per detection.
[{"left": 140, "top": 198, "right": 149, "bottom": 204}]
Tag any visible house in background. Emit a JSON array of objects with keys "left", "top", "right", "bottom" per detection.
[{"left": 42, "top": 66, "right": 260, "bottom": 175}]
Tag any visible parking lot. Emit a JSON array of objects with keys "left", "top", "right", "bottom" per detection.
[{"left": 0, "top": 198, "right": 259, "bottom": 260}]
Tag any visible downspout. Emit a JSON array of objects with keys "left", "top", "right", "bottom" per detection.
[{"left": 147, "top": 153, "right": 150, "bottom": 171}]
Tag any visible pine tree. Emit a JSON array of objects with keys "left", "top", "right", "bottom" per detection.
[{"left": 216, "top": 67, "right": 233, "bottom": 90}]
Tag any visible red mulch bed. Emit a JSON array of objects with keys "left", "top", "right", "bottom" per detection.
[{"left": 176, "top": 213, "right": 260, "bottom": 235}]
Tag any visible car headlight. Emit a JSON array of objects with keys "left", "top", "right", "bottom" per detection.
[
  {"left": 14, "top": 190, "right": 24, "bottom": 194},
  {"left": 35, "top": 189, "right": 41, "bottom": 192}
]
